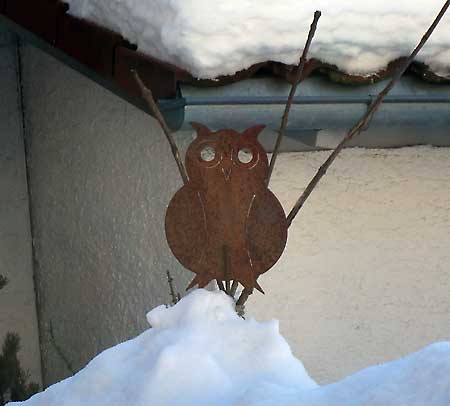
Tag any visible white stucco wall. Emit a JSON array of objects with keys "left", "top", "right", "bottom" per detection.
[
  {"left": 0, "top": 29, "right": 42, "bottom": 387},
  {"left": 20, "top": 45, "right": 192, "bottom": 386},
  {"left": 248, "top": 147, "right": 450, "bottom": 384},
  {"left": 20, "top": 43, "right": 450, "bottom": 387}
]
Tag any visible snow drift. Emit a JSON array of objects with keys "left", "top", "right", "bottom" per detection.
[
  {"left": 65, "top": 0, "right": 450, "bottom": 79},
  {"left": 9, "top": 289, "right": 450, "bottom": 405}
]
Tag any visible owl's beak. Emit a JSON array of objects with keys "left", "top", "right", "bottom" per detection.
[{"left": 222, "top": 167, "right": 232, "bottom": 181}]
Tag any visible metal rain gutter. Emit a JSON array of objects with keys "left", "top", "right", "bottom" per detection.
[
  {"left": 184, "top": 95, "right": 450, "bottom": 106},
  {"left": 179, "top": 76, "right": 450, "bottom": 151},
  {"left": 2, "top": 10, "right": 449, "bottom": 151}
]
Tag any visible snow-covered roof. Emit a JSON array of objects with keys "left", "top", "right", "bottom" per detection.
[{"left": 66, "top": 0, "right": 450, "bottom": 81}]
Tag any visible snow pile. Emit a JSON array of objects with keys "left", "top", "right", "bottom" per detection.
[
  {"left": 278, "top": 343, "right": 450, "bottom": 405},
  {"left": 9, "top": 290, "right": 316, "bottom": 406},
  {"left": 9, "top": 289, "right": 450, "bottom": 405},
  {"left": 65, "top": 1, "right": 450, "bottom": 79}
]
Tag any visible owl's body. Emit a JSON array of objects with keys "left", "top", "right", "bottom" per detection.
[{"left": 165, "top": 124, "right": 288, "bottom": 292}]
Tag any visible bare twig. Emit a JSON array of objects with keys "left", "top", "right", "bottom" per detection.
[
  {"left": 235, "top": 288, "right": 253, "bottom": 318},
  {"left": 49, "top": 321, "right": 75, "bottom": 375},
  {"left": 286, "top": 1, "right": 450, "bottom": 227},
  {"left": 166, "top": 270, "right": 179, "bottom": 305},
  {"left": 132, "top": 70, "right": 189, "bottom": 184},
  {"left": 266, "top": 10, "right": 321, "bottom": 186}
]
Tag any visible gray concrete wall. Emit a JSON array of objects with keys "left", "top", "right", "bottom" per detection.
[
  {"left": 20, "top": 43, "right": 450, "bottom": 387},
  {"left": 20, "top": 45, "right": 192, "bottom": 386},
  {"left": 0, "top": 29, "right": 42, "bottom": 387}
]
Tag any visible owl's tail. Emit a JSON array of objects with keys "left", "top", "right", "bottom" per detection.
[
  {"left": 254, "top": 280, "right": 265, "bottom": 294},
  {"left": 186, "top": 274, "right": 213, "bottom": 290},
  {"left": 237, "top": 273, "right": 265, "bottom": 295},
  {"left": 187, "top": 274, "right": 265, "bottom": 296}
]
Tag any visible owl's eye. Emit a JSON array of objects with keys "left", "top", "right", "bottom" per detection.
[
  {"left": 200, "top": 145, "right": 216, "bottom": 162},
  {"left": 238, "top": 148, "right": 253, "bottom": 164}
]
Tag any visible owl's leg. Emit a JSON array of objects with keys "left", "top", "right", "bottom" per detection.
[
  {"left": 216, "top": 279, "right": 226, "bottom": 292},
  {"left": 222, "top": 245, "right": 232, "bottom": 294},
  {"left": 230, "top": 280, "right": 239, "bottom": 298}
]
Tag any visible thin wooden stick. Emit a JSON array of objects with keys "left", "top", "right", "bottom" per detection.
[
  {"left": 132, "top": 70, "right": 189, "bottom": 184},
  {"left": 236, "top": 288, "right": 253, "bottom": 306},
  {"left": 286, "top": 0, "right": 450, "bottom": 227},
  {"left": 166, "top": 270, "right": 179, "bottom": 305},
  {"left": 266, "top": 11, "right": 321, "bottom": 186},
  {"left": 235, "top": 288, "right": 253, "bottom": 318}
]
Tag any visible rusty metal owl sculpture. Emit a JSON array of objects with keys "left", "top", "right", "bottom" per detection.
[
  {"left": 165, "top": 123, "right": 288, "bottom": 293},
  {"left": 133, "top": 5, "right": 433, "bottom": 302}
]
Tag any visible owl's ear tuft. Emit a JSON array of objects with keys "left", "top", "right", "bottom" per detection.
[
  {"left": 243, "top": 125, "right": 266, "bottom": 138},
  {"left": 191, "top": 122, "right": 211, "bottom": 138}
]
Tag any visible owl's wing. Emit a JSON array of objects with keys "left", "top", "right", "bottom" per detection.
[
  {"left": 246, "top": 189, "right": 288, "bottom": 275},
  {"left": 165, "top": 186, "right": 207, "bottom": 271}
]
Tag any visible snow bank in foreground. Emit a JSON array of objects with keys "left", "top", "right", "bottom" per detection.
[
  {"left": 10, "top": 290, "right": 316, "bottom": 406},
  {"left": 65, "top": 1, "right": 450, "bottom": 79},
  {"left": 9, "top": 290, "right": 450, "bottom": 405}
]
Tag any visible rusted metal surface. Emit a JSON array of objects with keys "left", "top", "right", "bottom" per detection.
[
  {"left": 57, "top": 14, "right": 123, "bottom": 79},
  {"left": 165, "top": 123, "right": 288, "bottom": 292}
]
